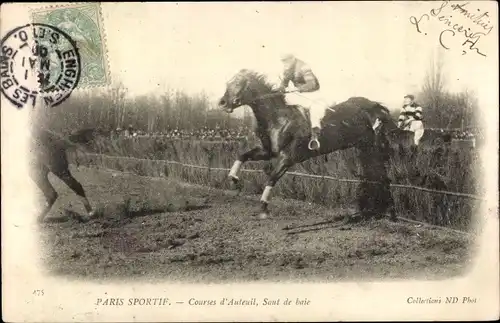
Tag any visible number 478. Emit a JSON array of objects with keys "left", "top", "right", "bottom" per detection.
[{"left": 33, "top": 289, "right": 44, "bottom": 296}]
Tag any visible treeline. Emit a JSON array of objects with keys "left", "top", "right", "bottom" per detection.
[
  {"left": 38, "top": 52, "right": 480, "bottom": 134},
  {"left": 414, "top": 54, "right": 479, "bottom": 130},
  {"left": 37, "top": 83, "right": 254, "bottom": 135}
]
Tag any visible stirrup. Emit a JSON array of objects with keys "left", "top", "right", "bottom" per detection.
[{"left": 308, "top": 138, "right": 320, "bottom": 150}]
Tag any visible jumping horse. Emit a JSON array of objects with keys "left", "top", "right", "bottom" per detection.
[
  {"left": 30, "top": 128, "right": 101, "bottom": 222},
  {"left": 218, "top": 69, "right": 399, "bottom": 219}
]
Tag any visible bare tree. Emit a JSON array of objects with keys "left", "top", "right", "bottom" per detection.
[
  {"left": 422, "top": 52, "right": 446, "bottom": 97},
  {"left": 420, "top": 51, "right": 446, "bottom": 117},
  {"left": 418, "top": 51, "right": 479, "bottom": 129},
  {"left": 110, "top": 81, "right": 128, "bottom": 128},
  {"left": 40, "top": 76, "right": 251, "bottom": 134}
]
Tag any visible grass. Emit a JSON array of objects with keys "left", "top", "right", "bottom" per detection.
[{"left": 69, "top": 136, "right": 483, "bottom": 231}]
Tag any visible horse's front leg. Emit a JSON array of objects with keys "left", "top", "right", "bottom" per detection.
[
  {"left": 228, "top": 147, "right": 271, "bottom": 187},
  {"left": 259, "top": 152, "right": 294, "bottom": 219}
]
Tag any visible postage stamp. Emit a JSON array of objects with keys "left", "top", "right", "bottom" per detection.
[
  {"left": 31, "top": 2, "right": 110, "bottom": 88},
  {"left": 0, "top": 23, "right": 82, "bottom": 108}
]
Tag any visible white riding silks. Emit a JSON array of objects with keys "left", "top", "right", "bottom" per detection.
[
  {"left": 403, "top": 120, "right": 425, "bottom": 145},
  {"left": 284, "top": 91, "right": 328, "bottom": 129}
]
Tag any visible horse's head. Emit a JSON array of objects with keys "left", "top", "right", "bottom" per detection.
[{"left": 218, "top": 69, "right": 274, "bottom": 113}]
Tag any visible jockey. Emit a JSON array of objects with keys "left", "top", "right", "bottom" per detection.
[
  {"left": 398, "top": 94, "right": 425, "bottom": 145},
  {"left": 275, "top": 53, "right": 324, "bottom": 150}
]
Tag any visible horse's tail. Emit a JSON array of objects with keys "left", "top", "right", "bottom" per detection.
[{"left": 375, "top": 103, "right": 390, "bottom": 116}]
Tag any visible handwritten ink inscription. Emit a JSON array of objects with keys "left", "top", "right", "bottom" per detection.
[{"left": 409, "top": 1, "right": 494, "bottom": 57}]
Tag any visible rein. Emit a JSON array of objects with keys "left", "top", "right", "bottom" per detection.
[
  {"left": 252, "top": 91, "right": 284, "bottom": 103},
  {"left": 253, "top": 91, "right": 334, "bottom": 112}
]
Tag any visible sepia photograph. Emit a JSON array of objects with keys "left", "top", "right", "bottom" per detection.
[{"left": 1, "top": 1, "right": 498, "bottom": 322}]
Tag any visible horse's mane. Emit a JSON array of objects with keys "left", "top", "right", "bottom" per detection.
[{"left": 237, "top": 69, "right": 278, "bottom": 94}]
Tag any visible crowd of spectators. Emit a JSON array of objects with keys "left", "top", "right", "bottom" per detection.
[
  {"left": 112, "top": 125, "right": 253, "bottom": 141},
  {"left": 112, "top": 124, "right": 482, "bottom": 144},
  {"left": 450, "top": 129, "right": 479, "bottom": 141},
  {"left": 431, "top": 128, "right": 482, "bottom": 141}
]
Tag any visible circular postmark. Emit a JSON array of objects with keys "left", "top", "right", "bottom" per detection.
[{"left": 1, "top": 23, "right": 81, "bottom": 109}]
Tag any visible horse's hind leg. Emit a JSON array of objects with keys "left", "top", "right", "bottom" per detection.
[
  {"left": 259, "top": 153, "right": 293, "bottom": 219},
  {"left": 54, "top": 169, "right": 94, "bottom": 217},
  {"left": 30, "top": 165, "right": 58, "bottom": 222}
]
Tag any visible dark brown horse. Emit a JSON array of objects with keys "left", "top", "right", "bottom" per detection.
[
  {"left": 30, "top": 128, "right": 102, "bottom": 222},
  {"left": 218, "top": 69, "right": 399, "bottom": 218}
]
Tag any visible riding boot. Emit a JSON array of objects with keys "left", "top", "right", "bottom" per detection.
[{"left": 308, "top": 127, "right": 321, "bottom": 150}]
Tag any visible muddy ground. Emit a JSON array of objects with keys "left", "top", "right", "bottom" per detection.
[{"left": 38, "top": 166, "right": 474, "bottom": 283}]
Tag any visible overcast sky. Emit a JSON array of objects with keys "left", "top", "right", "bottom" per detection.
[{"left": 1, "top": 2, "right": 498, "bottom": 112}]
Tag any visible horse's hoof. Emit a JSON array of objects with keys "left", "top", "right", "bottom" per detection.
[
  {"left": 343, "top": 214, "right": 362, "bottom": 224},
  {"left": 229, "top": 177, "right": 242, "bottom": 191},
  {"left": 88, "top": 210, "right": 98, "bottom": 219},
  {"left": 73, "top": 213, "right": 90, "bottom": 223},
  {"left": 79, "top": 216, "right": 90, "bottom": 223}
]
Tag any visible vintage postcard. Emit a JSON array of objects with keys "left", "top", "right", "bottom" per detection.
[{"left": 1, "top": 1, "right": 498, "bottom": 322}]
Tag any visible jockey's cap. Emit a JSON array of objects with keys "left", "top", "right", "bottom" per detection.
[{"left": 404, "top": 94, "right": 415, "bottom": 100}]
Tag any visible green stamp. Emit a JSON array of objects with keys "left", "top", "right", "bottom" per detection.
[{"left": 32, "top": 3, "right": 110, "bottom": 88}]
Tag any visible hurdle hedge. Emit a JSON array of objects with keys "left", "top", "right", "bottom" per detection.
[{"left": 68, "top": 136, "right": 483, "bottom": 231}]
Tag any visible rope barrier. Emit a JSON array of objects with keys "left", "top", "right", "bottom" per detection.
[
  {"left": 80, "top": 153, "right": 486, "bottom": 201},
  {"left": 76, "top": 165, "right": 475, "bottom": 236}
]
